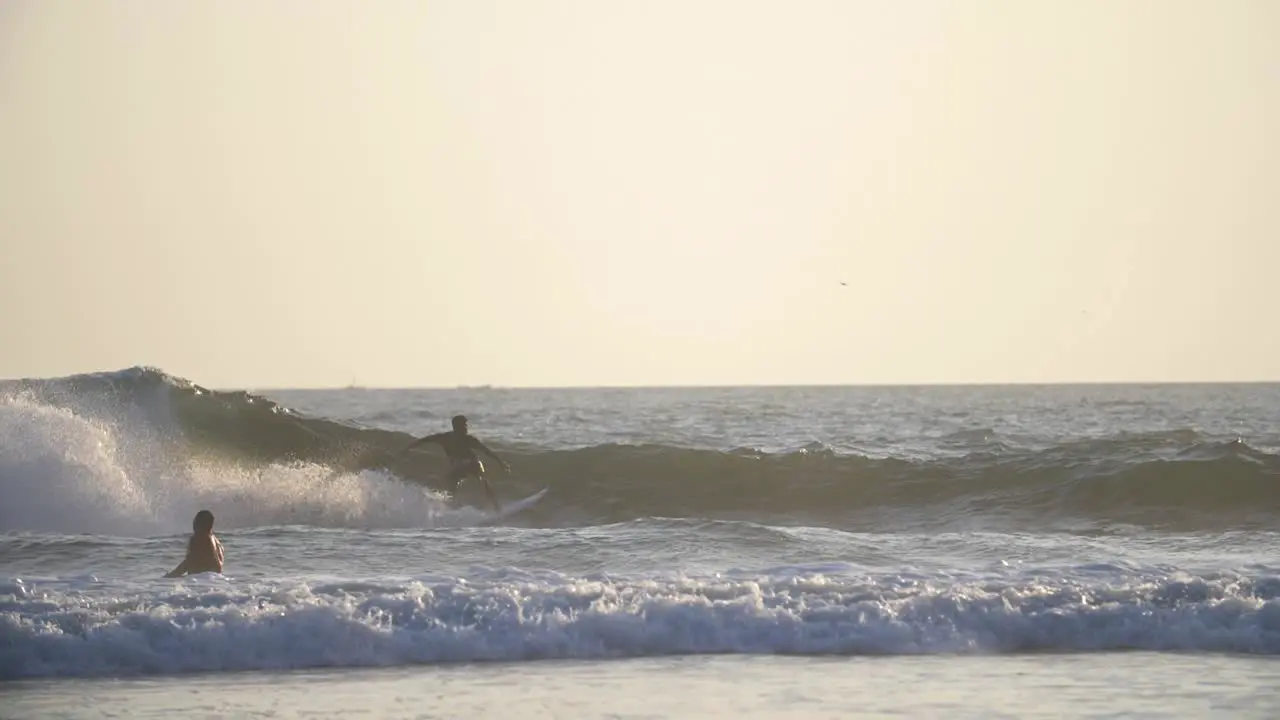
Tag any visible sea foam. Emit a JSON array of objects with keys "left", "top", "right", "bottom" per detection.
[{"left": 3, "top": 567, "right": 1278, "bottom": 679}]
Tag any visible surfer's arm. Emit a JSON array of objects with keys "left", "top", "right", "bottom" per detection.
[
  {"left": 164, "top": 536, "right": 194, "bottom": 577},
  {"left": 471, "top": 438, "right": 510, "bottom": 471}
]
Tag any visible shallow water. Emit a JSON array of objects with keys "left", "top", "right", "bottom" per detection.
[{"left": 4, "top": 654, "right": 1278, "bottom": 719}]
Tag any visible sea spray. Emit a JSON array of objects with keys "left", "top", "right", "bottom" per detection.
[{"left": 0, "top": 390, "right": 469, "bottom": 535}]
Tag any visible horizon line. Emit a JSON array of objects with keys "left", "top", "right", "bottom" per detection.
[
  {"left": 241, "top": 379, "right": 1280, "bottom": 392},
  {"left": 3, "top": 367, "right": 1278, "bottom": 392}
]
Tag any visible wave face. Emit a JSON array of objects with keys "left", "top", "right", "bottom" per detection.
[
  {"left": 1, "top": 367, "right": 1278, "bottom": 534},
  {"left": 0, "top": 369, "right": 463, "bottom": 536},
  {"left": 505, "top": 439, "right": 1280, "bottom": 530},
  {"left": 3, "top": 566, "right": 1279, "bottom": 679}
]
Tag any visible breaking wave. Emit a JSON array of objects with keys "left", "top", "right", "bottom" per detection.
[
  {"left": 3, "top": 566, "right": 1279, "bottom": 679},
  {"left": 1, "top": 367, "right": 1277, "bottom": 534}
]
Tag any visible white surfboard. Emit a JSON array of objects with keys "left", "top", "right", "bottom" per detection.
[{"left": 481, "top": 487, "right": 549, "bottom": 523}]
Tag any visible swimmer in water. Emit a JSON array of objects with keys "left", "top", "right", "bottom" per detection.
[
  {"left": 164, "top": 510, "right": 225, "bottom": 577},
  {"left": 403, "top": 414, "right": 509, "bottom": 511}
]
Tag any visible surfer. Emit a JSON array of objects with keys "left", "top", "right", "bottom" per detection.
[
  {"left": 403, "top": 414, "right": 509, "bottom": 511},
  {"left": 164, "top": 510, "right": 225, "bottom": 578}
]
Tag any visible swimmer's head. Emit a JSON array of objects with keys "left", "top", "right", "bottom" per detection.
[{"left": 193, "top": 510, "right": 215, "bottom": 534}]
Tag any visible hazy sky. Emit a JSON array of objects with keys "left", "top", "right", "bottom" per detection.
[{"left": 2, "top": 1, "right": 1276, "bottom": 388}]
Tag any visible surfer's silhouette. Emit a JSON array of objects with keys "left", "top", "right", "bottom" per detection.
[
  {"left": 164, "top": 510, "right": 225, "bottom": 578},
  {"left": 403, "top": 415, "right": 508, "bottom": 511}
]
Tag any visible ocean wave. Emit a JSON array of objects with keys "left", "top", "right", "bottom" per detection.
[
  {"left": 1, "top": 368, "right": 1277, "bottom": 533},
  {"left": 2, "top": 567, "right": 1278, "bottom": 678}
]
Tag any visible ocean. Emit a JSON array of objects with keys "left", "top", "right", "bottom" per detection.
[{"left": 1, "top": 368, "right": 1277, "bottom": 718}]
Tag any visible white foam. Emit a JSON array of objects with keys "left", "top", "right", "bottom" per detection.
[
  {"left": 0, "top": 395, "right": 152, "bottom": 534},
  {"left": 2, "top": 570, "right": 1277, "bottom": 679}
]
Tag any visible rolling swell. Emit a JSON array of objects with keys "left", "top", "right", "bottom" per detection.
[
  {"left": 3, "top": 367, "right": 1277, "bottom": 531},
  {"left": 501, "top": 441, "right": 1280, "bottom": 529}
]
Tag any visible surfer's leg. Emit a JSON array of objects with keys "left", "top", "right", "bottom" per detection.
[
  {"left": 444, "top": 466, "right": 467, "bottom": 499},
  {"left": 469, "top": 460, "right": 500, "bottom": 511},
  {"left": 445, "top": 460, "right": 498, "bottom": 510},
  {"left": 478, "top": 473, "right": 501, "bottom": 512}
]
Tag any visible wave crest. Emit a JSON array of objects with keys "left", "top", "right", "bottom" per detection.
[{"left": 2, "top": 368, "right": 1277, "bottom": 532}]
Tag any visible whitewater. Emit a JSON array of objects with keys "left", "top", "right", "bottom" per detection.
[{"left": 2, "top": 368, "right": 1278, "bottom": 717}]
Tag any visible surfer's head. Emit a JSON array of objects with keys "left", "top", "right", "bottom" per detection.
[
  {"left": 193, "top": 510, "right": 215, "bottom": 534},
  {"left": 451, "top": 414, "right": 468, "bottom": 433}
]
